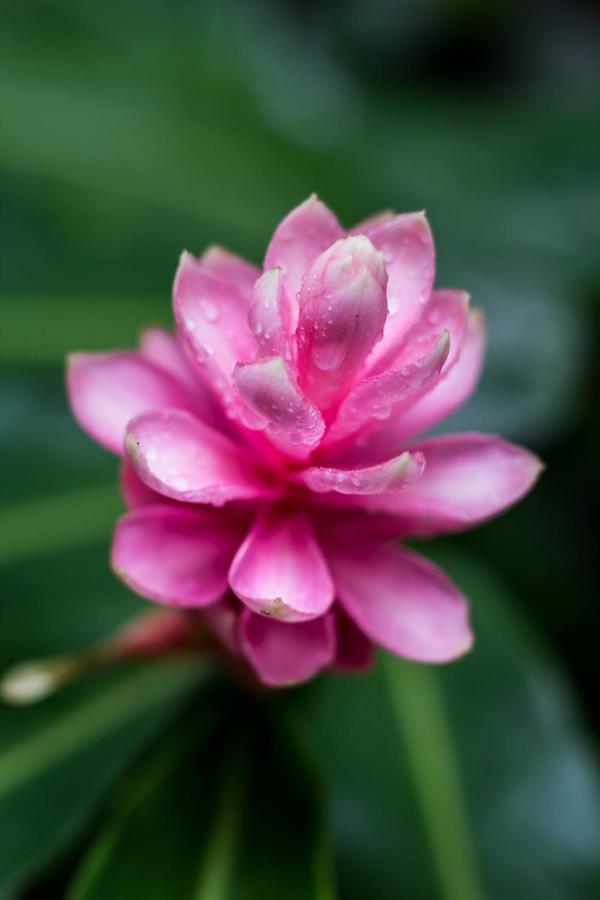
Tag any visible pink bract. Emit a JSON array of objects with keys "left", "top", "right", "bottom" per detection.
[{"left": 67, "top": 195, "right": 542, "bottom": 687}]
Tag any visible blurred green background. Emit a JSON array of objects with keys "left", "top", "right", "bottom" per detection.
[{"left": 1, "top": 1, "right": 599, "bottom": 898}]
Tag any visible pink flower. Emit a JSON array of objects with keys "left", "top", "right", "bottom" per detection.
[{"left": 67, "top": 196, "right": 542, "bottom": 687}]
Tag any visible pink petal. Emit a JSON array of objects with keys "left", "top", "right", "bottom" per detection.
[
  {"left": 378, "top": 433, "right": 544, "bottom": 533},
  {"left": 296, "top": 236, "right": 388, "bottom": 415},
  {"left": 389, "top": 307, "right": 486, "bottom": 443},
  {"left": 323, "top": 331, "right": 449, "bottom": 451},
  {"left": 120, "top": 459, "right": 165, "bottom": 509},
  {"left": 239, "top": 609, "right": 336, "bottom": 687},
  {"left": 139, "top": 327, "right": 226, "bottom": 431},
  {"left": 369, "top": 288, "right": 469, "bottom": 378},
  {"left": 363, "top": 212, "right": 435, "bottom": 369},
  {"left": 233, "top": 357, "right": 325, "bottom": 459},
  {"left": 125, "top": 408, "right": 274, "bottom": 506},
  {"left": 327, "top": 543, "right": 473, "bottom": 663},
  {"left": 264, "top": 195, "right": 344, "bottom": 328},
  {"left": 298, "top": 451, "right": 425, "bottom": 496},
  {"left": 334, "top": 610, "right": 375, "bottom": 672},
  {"left": 139, "top": 328, "right": 201, "bottom": 395},
  {"left": 229, "top": 507, "right": 335, "bottom": 622},
  {"left": 199, "top": 245, "right": 260, "bottom": 299},
  {"left": 66, "top": 351, "right": 195, "bottom": 455},
  {"left": 111, "top": 505, "right": 243, "bottom": 607},
  {"left": 173, "top": 251, "right": 256, "bottom": 416},
  {"left": 350, "top": 308, "right": 485, "bottom": 463},
  {"left": 248, "top": 267, "right": 290, "bottom": 358}
]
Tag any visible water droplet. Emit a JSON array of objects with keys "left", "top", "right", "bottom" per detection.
[
  {"left": 372, "top": 406, "right": 391, "bottom": 420},
  {"left": 199, "top": 299, "right": 218, "bottom": 322}
]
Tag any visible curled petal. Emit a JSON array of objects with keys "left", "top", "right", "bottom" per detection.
[
  {"left": 229, "top": 507, "right": 335, "bottom": 622},
  {"left": 296, "top": 236, "right": 388, "bottom": 414},
  {"left": 299, "top": 450, "right": 425, "bottom": 496},
  {"left": 378, "top": 433, "right": 544, "bottom": 534},
  {"left": 352, "top": 308, "right": 486, "bottom": 463},
  {"left": 233, "top": 357, "right": 325, "bottom": 458},
  {"left": 324, "top": 331, "right": 449, "bottom": 450},
  {"left": 199, "top": 245, "right": 260, "bottom": 299},
  {"left": 362, "top": 212, "right": 435, "bottom": 369},
  {"left": 125, "top": 409, "right": 274, "bottom": 506},
  {"left": 264, "top": 194, "right": 344, "bottom": 327},
  {"left": 371, "top": 288, "right": 470, "bottom": 377},
  {"left": 248, "top": 267, "right": 290, "bottom": 358},
  {"left": 326, "top": 543, "right": 473, "bottom": 663},
  {"left": 239, "top": 609, "right": 336, "bottom": 687},
  {"left": 112, "top": 505, "right": 243, "bottom": 607},
  {"left": 391, "top": 306, "right": 486, "bottom": 442},
  {"left": 66, "top": 351, "right": 194, "bottom": 455},
  {"left": 173, "top": 251, "right": 256, "bottom": 415}
]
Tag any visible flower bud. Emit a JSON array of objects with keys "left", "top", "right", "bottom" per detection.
[{"left": 296, "top": 236, "right": 388, "bottom": 415}]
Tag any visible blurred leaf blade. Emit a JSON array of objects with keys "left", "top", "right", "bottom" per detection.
[
  {"left": 303, "top": 548, "right": 600, "bottom": 900},
  {"left": 193, "top": 757, "right": 243, "bottom": 900},
  {"left": 0, "top": 484, "right": 119, "bottom": 567},
  {"left": 0, "top": 661, "right": 205, "bottom": 894},
  {"left": 385, "top": 659, "right": 481, "bottom": 900},
  {"left": 67, "top": 703, "right": 336, "bottom": 900}
]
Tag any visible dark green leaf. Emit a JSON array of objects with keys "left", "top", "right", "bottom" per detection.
[
  {"left": 68, "top": 703, "right": 335, "bottom": 900},
  {"left": 302, "top": 548, "right": 600, "bottom": 900},
  {"left": 0, "top": 661, "right": 206, "bottom": 895}
]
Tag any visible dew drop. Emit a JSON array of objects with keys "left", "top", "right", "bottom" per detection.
[{"left": 199, "top": 299, "right": 218, "bottom": 322}]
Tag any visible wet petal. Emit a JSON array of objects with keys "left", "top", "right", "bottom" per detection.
[
  {"left": 125, "top": 408, "right": 274, "bottom": 505},
  {"left": 112, "top": 505, "right": 242, "bottom": 607},
  {"left": 199, "top": 245, "right": 260, "bottom": 299},
  {"left": 67, "top": 351, "right": 194, "bottom": 455},
  {"left": 327, "top": 543, "right": 473, "bottom": 663},
  {"left": 173, "top": 251, "right": 256, "bottom": 416},
  {"left": 390, "top": 307, "right": 486, "bottom": 443},
  {"left": 264, "top": 194, "right": 344, "bottom": 327},
  {"left": 233, "top": 356, "right": 325, "bottom": 459},
  {"left": 239, "top": 609, "right": 336, "bottom": 686},
  {"left": 299, "top": 450, "right": 425, "bottom": 495},
  {"left": 323, "top": 331, "right": 449, "bottom": 450},
  {"left": 229, "top": 507, "right": 335, "bottom": 622},
  {"left": 363, "top": 212, "right": 435, "bottom": 369},
  {"left": 248, "top": 267, "right": 290, "bottom": 358},
  {"left": 139, "top": 327, "right": 225, "bottom": 430},
  {"left": 139, "top": 328, "right": 200, "bottom": 395},
  {"left": 370, "top": 288, "right": 469, "bottom": 377},
  {"left": 378, "top": 433, "right": 544, "bottom": 534},
  {"left": 296, "top": 236, "right": 388, "bottom": 415}
]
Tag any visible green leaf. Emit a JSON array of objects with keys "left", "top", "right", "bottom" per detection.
[
  {"left": 302, "top": 548, "right": 600, "bottom": 900},
  {"left": 385, "top": 660, "right": 480, "bottom": 900},
  {"left": 0, "top": 661, "right": 205, "bottom": 895},
  {"left": 0, "top": 485, "right": 119, "bottom": 568},
  {"left": 0, "top": 295, "right": 165, "bottom": 366},
  {"left": 68, "top": 703, "right": 335, "bottom": 900}
]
